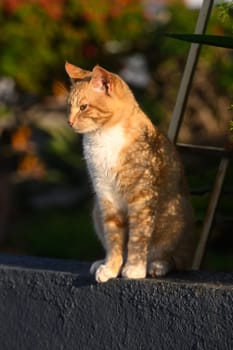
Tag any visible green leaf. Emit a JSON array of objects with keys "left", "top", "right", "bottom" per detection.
[
  {"left": 230, "top": 120, "right": 233, "bottom": 132},
  {"left": 166, "top": 33, "right": 233, "bottom": 49}
]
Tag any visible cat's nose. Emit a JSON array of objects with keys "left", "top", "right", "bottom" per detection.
[{"left": 68, "top": 120, "right": 74, "bottom": 127}]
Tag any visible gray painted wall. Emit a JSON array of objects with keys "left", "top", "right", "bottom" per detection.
[{"left": 0, "top": 254, "right": 232, "bottom": 350}]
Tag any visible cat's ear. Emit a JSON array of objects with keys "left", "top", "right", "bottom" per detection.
[
  {"left": 90, "top": 65, "right": 113, "bottom": 95},
  {"left": 65, "top": 62, "right": 91, "bottom": 81}
]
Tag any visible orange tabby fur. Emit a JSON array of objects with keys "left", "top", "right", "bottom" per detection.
[{"left": 65, "top": 62, "right": 194, "bottom": 282}]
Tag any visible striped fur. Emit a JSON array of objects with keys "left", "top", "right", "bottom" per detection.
[{"left": 65, "top": 63, "right": 194, "bottom": 282}]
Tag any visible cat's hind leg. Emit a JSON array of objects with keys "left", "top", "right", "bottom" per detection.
[
  {"left": 147, "top": 258, "right": 175, "bottom": 277},
  {"left": 147, "top": 197, "right": 194, "bottom": 277}
]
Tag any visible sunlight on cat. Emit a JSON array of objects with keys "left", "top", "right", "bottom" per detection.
[{"left": 65, "top": 62, "right": 195, "bottom": 283}]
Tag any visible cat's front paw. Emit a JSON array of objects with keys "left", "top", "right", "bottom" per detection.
[
  {"left": 122, "top": 263, "right": 146, "bottom": 279},
  {"left": 95, "top": 264, "right": 119, "bottom": 283}
]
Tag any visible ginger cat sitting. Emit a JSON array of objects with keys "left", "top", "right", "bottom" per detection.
[{"left": 65, "top": 62, "right": 194, "bottom": 283}]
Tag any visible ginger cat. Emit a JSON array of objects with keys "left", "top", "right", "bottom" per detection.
[{"left": 65, "top": 62, "right": 194, "bottom": 283}]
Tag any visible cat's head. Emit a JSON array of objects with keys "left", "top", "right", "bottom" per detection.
[{"left": 65, "top": 62, "right": 135, "bottom": 133}]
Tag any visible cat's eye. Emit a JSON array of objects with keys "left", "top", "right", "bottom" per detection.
[{"left": 80, "top": 104, "right": 88, "bottom": 111}]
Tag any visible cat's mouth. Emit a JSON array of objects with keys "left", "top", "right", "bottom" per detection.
[
  {"left": 72, "top": 126, "right": 99, "bottom": 134},
  {"left": 73, "top": 127, "right": 84, "bottom": 134},
  {"left": 68, "top": 122, "right": 86, "bottom": 134}
]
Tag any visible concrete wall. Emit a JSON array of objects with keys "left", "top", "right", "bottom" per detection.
[{"left": 0, "top": 254, "right": 232, "bottom": 350}]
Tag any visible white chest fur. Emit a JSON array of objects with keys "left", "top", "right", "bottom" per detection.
[{"left": 83, "top": 124, "right": 126, "bottom": 204}]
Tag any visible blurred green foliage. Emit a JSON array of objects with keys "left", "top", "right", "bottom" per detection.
[
  {"left": 0, "top": 0, "right": 146, "bottom": 93},
  {"left": 0, "top": 1, "right": 232, "bottom": 128},
  {"left": 217, "top": 0, "right": 233, "bottom": 27}
]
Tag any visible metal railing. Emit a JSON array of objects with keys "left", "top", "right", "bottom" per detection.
[{"left": 167, "top": 0, "right": 232, "bottom": 270}]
